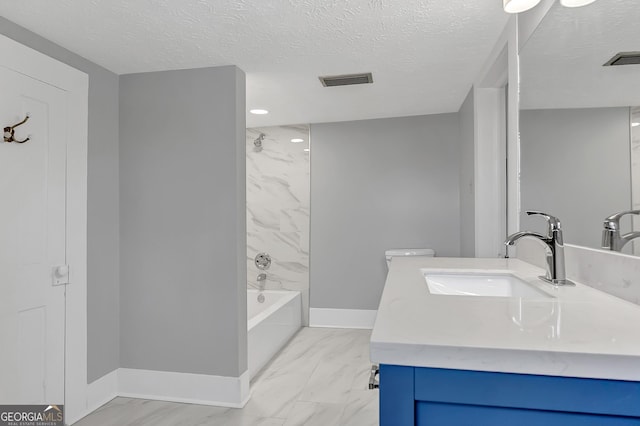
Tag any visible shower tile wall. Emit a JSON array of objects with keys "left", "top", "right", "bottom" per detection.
[
  {"left": 632, "top": 107, "right": 640, "bottom": 255},
  {"left": 247, "top": 125, "right": 310, "bottom": 324}
]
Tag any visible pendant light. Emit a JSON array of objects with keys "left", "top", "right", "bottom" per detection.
[
  {"left": 559, "top": 0, "right": 597, "bottom": 7},
  {"left": 503, "top": 0, "right": 541, "bottom": 13}
]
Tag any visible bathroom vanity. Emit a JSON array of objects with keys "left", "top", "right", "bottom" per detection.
[{"left": 370, "top": 257, "right": 640, "bottom": 425}]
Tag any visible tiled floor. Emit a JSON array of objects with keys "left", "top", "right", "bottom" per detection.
[{"left": 75, "top": 327, "right": 378, "bottom": 425}]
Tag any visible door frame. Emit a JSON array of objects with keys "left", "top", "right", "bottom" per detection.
[
  {"left": 0, "top": 34, "right": 88, "bottom": 424},
  {"left": 471, "top": 16, "right": 520, "bottom": 257}
]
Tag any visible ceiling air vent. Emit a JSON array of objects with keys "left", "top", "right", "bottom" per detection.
[
  {"left": 603, "top": 52, "right": 640, "bottom": 66},
  {"left": 319, "top": 72, "right": 373, "bottom": 87}
]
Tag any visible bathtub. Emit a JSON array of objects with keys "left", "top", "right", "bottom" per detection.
[{"left": 247, "top": 289, "right": 301, "bottom": 379}]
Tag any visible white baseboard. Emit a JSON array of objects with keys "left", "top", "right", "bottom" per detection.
[
  {"left": 72, "top": 368, "right": 250, "bottom": 423},
  {"left": 118, "top": 368, "right": 251, "bottom": 408},
  {"left": 309, "top": 308, "right": 377, "bottom": 329}
]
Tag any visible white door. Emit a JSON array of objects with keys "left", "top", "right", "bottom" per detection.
[{"left": 0, "top": 65, "right": 67, "bottom": 405}]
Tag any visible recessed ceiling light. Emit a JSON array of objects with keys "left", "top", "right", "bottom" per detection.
[
  {"left": 304, "top": 148, "right": 310, "bottom": 152},
  {"left": 249, "top": 109, "right": 269, "bottom": 115},
  {"left": 633, "top": 122, "right": 640, "bottom": 127},
  {"left": 291, "top": 138, "right": 304, "bottom": 143}
]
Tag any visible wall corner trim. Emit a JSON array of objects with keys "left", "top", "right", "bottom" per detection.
[
  {"left": 85, "top": 369, "right": 118, "bottom": 415},
  {"left": 309, "top": 308, "right": 377, "bottom": 329}
]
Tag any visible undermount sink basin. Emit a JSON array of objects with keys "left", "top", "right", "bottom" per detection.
[{"left": 424, "top": 273, "right": 550, "bottom": 299}]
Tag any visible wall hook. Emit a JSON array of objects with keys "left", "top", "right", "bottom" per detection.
[{"left": 4, "top": 115, "right": 30, "bottom": 143}]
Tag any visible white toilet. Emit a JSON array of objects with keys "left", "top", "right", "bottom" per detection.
[
  {"left": 369, "top": 248, "right": 436, "bottom": 389},
  {"left": 384, "top": 248, "right": 435, "bottom": 270}
]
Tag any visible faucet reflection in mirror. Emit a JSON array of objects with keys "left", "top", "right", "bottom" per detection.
[
  {"left": 602, "top": 210, "right": 640, "bottom": 251},
  {"left": 505, "top": 211, "right": 575, "bottom": 286}
]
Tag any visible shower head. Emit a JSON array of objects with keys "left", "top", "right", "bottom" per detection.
[{"left": 253, "top": 133, "right": 265, "bottom": 152}]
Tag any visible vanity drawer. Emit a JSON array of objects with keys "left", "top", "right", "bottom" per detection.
[{"left": 413, "top": 367, "right": 640, "bottom": 417}]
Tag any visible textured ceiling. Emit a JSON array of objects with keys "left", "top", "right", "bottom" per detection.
[
  {"left": 0, "top": 0, "right": 508, "bottom": 126},
  {"left": 521, "top": 0, "right": 640, "bottom": 110}
]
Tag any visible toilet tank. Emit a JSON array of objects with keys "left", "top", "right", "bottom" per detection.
[{"left": 385, "top": 248, "right": 435, "bottom": 269}]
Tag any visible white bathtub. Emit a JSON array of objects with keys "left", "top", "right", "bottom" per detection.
[{"left": 247, "top": 289, "right": 301, "bottom": 379}]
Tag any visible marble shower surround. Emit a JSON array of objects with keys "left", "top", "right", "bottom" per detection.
[{"left": 246, "top": 125, "right": 310, "bottom": 325}]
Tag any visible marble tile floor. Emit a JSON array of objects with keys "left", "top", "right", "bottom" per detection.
[{"left": 75, "top": 327, "right": 378, "bottom": 426}]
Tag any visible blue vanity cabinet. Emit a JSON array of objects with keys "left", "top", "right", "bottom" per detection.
[{"left": 379, "top": 364, "right": 640, "bottom": 425}]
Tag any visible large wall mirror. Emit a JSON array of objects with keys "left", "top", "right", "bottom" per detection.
[{"left": 519, "top": 0, "right": 640, "bottom": 256}]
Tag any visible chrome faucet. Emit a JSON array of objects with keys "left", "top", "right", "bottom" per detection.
[
  {"left": 505, "top": 211, "right": 574, "bottom": 286},
  {"left": 602, "top": 210, "right": 640, "bottom": 251}
]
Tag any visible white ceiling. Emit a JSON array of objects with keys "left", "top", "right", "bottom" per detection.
[
  {"left": 521, "top": 0, "right": 640, "bottom": 110},
  {"left": 0, "top": 0, "right": 508, "bottom": 127}
]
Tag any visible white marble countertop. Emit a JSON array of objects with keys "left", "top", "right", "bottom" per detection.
[{"left": 370, "top": 257, "right": 640, "bottom": 381}]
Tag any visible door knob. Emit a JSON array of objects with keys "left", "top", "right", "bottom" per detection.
[
  {"left": 52, "top": 265, "right": 70, "bottom": 285},
  {"left": 54, "top": 265, "right": 69, "bottom": 277}
]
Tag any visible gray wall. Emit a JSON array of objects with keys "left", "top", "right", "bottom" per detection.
[
  {"left": 119, "top": 66, "right": 247, "bottom": 376},
  {"left": 459, "top": 89, "right": 475, "bottom": 257},
  {"left": 310, "top": 114, "right": 461, "bottom": 310},
  {"left": 521, "top": 107, "right": 631, "bottom": 249},
  {"left": 0, "top": 17, "right": 121, "bottom": 383}
]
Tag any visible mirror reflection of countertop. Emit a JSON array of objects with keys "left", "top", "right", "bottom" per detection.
[{"left": 370, "top": 257, "right": 640, "bottom": 381}]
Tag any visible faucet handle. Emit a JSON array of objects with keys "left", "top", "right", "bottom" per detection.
[
  {"left": 526, "top": 211, "right": 562, "bottom": 234},
  {"left": 604, "top": 210, "right": 640, "bottom": 230}
]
